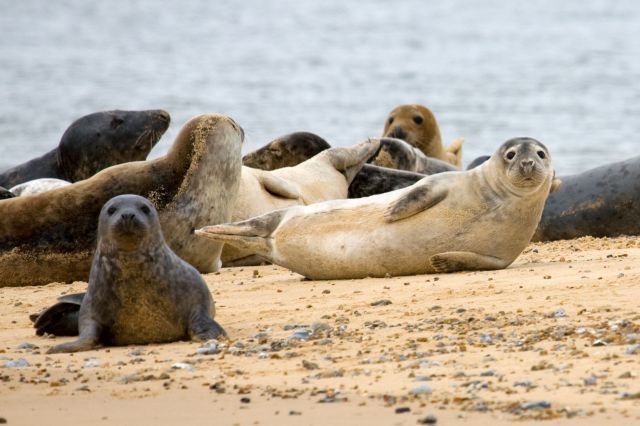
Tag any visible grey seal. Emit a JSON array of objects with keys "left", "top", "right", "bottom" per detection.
[
  {"left": 0, "top": 109, "right": 170, "bottom": 188},
  {"left": 242, "top": 132, "right": 330, "bottom": 170},
  {"left": 46, "top": 195, "right": 225, "bottom": 354},
  {"left": 197, "top": 138, "right": 560, "bottom": 280}
]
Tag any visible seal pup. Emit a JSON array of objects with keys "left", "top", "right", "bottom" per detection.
[
  {"left": 242, "top": 132, "right": 331, "bottom": 170},
  {"left": 225, "top": 139, "right": 380, "bottom": 266},
  {"left": 0, "top": 109, "right": 170, "bottom": 188},
  {"left": 533, "top": 156, "right": 640, "bottom": 241},
  {"left": 46, "top": 195, "right": 225, "bottom": 354},
  {"left": 348, "top": 165, "right": 425, "bottom": 198},
  {"left": 383, "top": 104, "right": 464, "bottom": 167},
  {"left": 0, "top": 114, "right": 243, "bottom": 287},
  {"left": 10, "top": 178, "right": 71, "bottom": 196},
  {"left": 197, "top": 138, "right": 560, "bottom": 280},
  {"left": 369, "top": 137, "right": 457, "bottom": 174}
]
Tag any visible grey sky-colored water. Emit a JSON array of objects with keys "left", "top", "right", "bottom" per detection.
[{"left": 1, "top": 0, "right": 639, "bottom": 174}]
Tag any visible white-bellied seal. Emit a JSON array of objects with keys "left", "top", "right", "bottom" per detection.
[
  {"left": 533, "top": 156, "right": 640, "bottom": 241},
  {"left": 197, "top": 138, "right": 560, "bottom": 280},
  {"left": 369, "top": 137, "right": 457, "bottom": 174},
  {"left": 0, "top": 109, "right": 170, "bottom": 188},
  {"left": 10, "top": 178, "right": 71, "bottom": 196},
  {"left": 225, "top": 139, "right": 380, "bottom": 266},
  {"left": 383, "top": 104, "right": 464, "bottom": 167},
  {"left": 0, "top": 114, "right": 243, "bottom": 287},
  {"left": 242, "top": 132, "right": 331, "bottom": 170},
  {"left": 46, "top": 195, "right": 225, "bottom": 354}
]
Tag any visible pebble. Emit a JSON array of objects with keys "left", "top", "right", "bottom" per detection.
[
  {"left": 626, "top": 344, "right": 640, "bottom": 355},
  {"left": 302, "top": 360, "right": 319, "bottom": 370},
  {"left": 283, "top": 324, "right": 306, "bottom": 331},
  {"left": 289, "top": 410, "right": 302, "bottom": 416},
  {"left": 552, "top": 308, "right": 567, "bottom": 318},
  {"left": 83, "top": 360, "right": 100, "bottom": 368},
  {"left": 395, "top": 406, "right": 411, "bottom": 414},
  {"left": 583, "top": 375, "right": 598, "bottom": 386},
  {"left": 480, "top": 369, "right": 496, "bottom": 377},
  {"left": 409, "top": 384, "right": 432, "bottom": 395},
  {"left": 417, "top": 414, "right": 438, "bottom": 424},
  {"left": 514, "top": 380, "right": 533, "bottom": 388},
  {"left": 370, "top": 299, "right": 392, "bottom": 306},
  {"left": 414, "top": 374, "right": 430, "bottom": 382},
  {"left": 16, "top": 342, "right": 37, "bottom": 350},
  {"left": 0, "top": 417, "right": 6, "bottom": 424},
  {"left": 196, "top": 340, "right": 221, "bottom": 355},
  {"left": 127, "top": 347, "right": 145, "bottom": 357},
  {"left": 289, "top": 328, "right": 311, "bottom": 341},
  {"left": 171, "top": 362, "right": 194, "bottom": 371},
  {"left": 311, "top": 322, "right": 333, "bottom": 334},
  {"left": 592, "top": 339, "right": 608, "bottom": 347},
  {"left": 240, "top": 397, "right": 251, "bottom": 404},
  {"left": 520, "top": 400, "right": 551, "bottom": 410},
  {"left": 4, "top": 358, "right": 30, "bottom": 368},
  {"left": 479, "top": 334, "right": 492, "bottom": 343},
  {"left": 258, "top": 352, "right": 268, "bottom": 359}
]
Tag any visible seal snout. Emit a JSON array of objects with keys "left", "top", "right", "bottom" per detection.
[
  {"left": 519, "top": 159, "right": 536, "bottom": 176},
  {"left": 386, "top": 126, "right": 408, "bottom": 141}
]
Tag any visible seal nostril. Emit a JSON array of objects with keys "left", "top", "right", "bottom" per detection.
[
  {"left": 121, "top": 212, "right": 136, "bottom": 221},
  {"left": 388, "top": 126, "right": 407, "bottom": 141}
]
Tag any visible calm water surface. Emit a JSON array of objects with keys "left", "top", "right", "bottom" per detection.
[{"left": 1, "top": 0, "right": 639, "bottom": 174}]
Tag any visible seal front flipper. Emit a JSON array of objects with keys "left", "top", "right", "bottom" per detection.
[
  {"left": 322, "top": 138, "right": 381, "bottom": 183},
  {"left": 190, "top": 311, "right": 227, "bottom": 341},
  {"left": 384, "top": 183, "right": 448, "bottom": 222},
  {"left": 430, "top": 251, "right": 507, "bottom": 273},
  {"left": 256, "top": 172, "right": 301, "bottom": 200},
  {"left": 47, "top": 321, "right": 102, "bottom": 354}
]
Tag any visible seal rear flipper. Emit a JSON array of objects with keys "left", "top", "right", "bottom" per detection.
[
  {"left": 323, "top": 138, "right": 382, "bottom": 184},
  {"left": 446, "top": 137, "right": 464, "bottom": 168},
  {"left": 195, "top": 209, "right": 286, "bottom": 261},
  {"left": 257, "top": 172, "right": 301, "bottom": 200},
  {"left": 384, "top": 184, "right": 448, "bottom": 222},
  {"left": 430, "top": 251, "right": 507, "bottom": 273},
  {"left": 33, "top": 296, "right": 84, "bottom": 336}
]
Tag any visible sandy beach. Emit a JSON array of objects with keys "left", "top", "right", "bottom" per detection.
[{"left": 1, "top": 236, "right": 639, "bottom": 425}]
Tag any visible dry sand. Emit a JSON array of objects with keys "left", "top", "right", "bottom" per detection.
[{"left": 1, "top": 236, "right": 639, "bottom": 425}]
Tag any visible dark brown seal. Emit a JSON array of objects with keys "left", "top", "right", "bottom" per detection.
[
  {"left": 369, "top": 137, "right": 457, "bottom": 174},
  {"left": 0, "top": 114, "right": 243, "bottom": 287},
  {"left": 0, "top": 109, "right": 170, "bottom": 188},
  {"left": 46, "top": 195, "right": 225, "bottom": 354},
  {"left": 242, "top": 132, "right": 330, "bottom": 170}
]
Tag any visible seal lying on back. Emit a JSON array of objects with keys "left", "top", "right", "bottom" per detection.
[
  {"left": 0, "top": 114, "right": 243, "bottom": 287},
  {"left": 242, "top": 132, "right": 331, "bottom": 170},
  {"left": 383, "top": 104, "right": 464, "bottom": 167},
  {"left": 197, "top": 138, "right": 560, "bottom": 280},
  {"left": 46, "top": 195, "right": 225, "bottom": 354},
  {"left": 0, "top": 110, "right": 170, "bottom": 188},
  {"left": 533, "top": 157, "right": 640, "bottom": 241},
  {"left": 225, "top": 139, "right": 380, "bottom": 266},
  {"left": 10, "top": 178, "right": 71, "bottom": 196},
  {"left": 369, "top": 137, "right": 457, "bottom": 174}
]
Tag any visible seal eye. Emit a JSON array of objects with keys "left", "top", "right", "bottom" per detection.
[
  {"left": 107, "top": 206, "right": 117, "bottom": 216},
  {"left": 537, "top": 150, "right": 546, "bottom": 159},
  {"left": 506, "top": 151, "right": 516, "bottom": 160},
  {"left": 110, "top": 117, "right": 124, "bottom": 129},
  {"left": 140, "top": 205, "right": 151, "bottom": 215},
  {"left": 388, "top": 117, "right": 394, "bottom": 125},
  {"left": 413, "top": 115, "right": 423, "bottom": 125}
]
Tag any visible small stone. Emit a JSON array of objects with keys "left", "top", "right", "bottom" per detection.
[
  {"left": 395, "top": 406, "right": 410, "bottom": 414},
  {"left": 583, "top": 375, "right": 597, "bottom": 386},
  {"left": 127, "top": 347, "right": 145, "bottom": 357},
  {"left": 252, "top": 270, "right": 260, "bottom": 278},
  {"left": 418, "top": 414, "right": 438, "bottom": 424},
  {"left": 289, "top": 329, "right": 311, "bottom": 341},
  {"left": 171, "top": 362, "right": 194, "bottom": 371},
  {"left": 626, "top": 344, "right": 640, "bottom": 355},
  {"left": 414, "top": 375, "right": 430, "bottom": 382},
  {"left": 83, "top": 360, "right": 100, "bottom": 368},
  {"left": 240, "top": 397, "right": 251, "bottom": 403},
  {"left": 409, "top": 384, "right": 432, "bottom": 395},
  {"left": 16, "top": 342, "right": 37, "bottom": 350},
  {"left": 302, "top": 360, "right": 319, "bottom": 370},
  {"left": 552, "top": 308, "right": 567, "bottom": 318},
  {"left": 196, "top": 340, "right": 221, "bottom": 355},
  {"left": 592, "top": 339, "right": 608, "bottom": 347},
  {"left": 4, "top": 358, "right": 30, "bottom": 368},
  {"left": 289, "top": 410, "right": 302, "bottom": 416},
  {"left": 480, "top": 369, "right": 496, "bottom": 377},
  {"left": 311, "top": 323, "right": 332, "bottom": 334},
  {"left": 75, "top": 385, "right": 91, "bottom": 392},
  {"left": 514, "top": 380, "right": 533, "bottom": 388},
  {"left": 258, "top": 352, "right": 268, "bottom": 359},
  {"left": 0, "top": 417, "right": 6, "bottom": 424},
  {"left": 371, "top": 299, "right": 392, "bottom": 307},
  {"left": 520, "top": 400, "right": 551, "bottom": 410}
]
